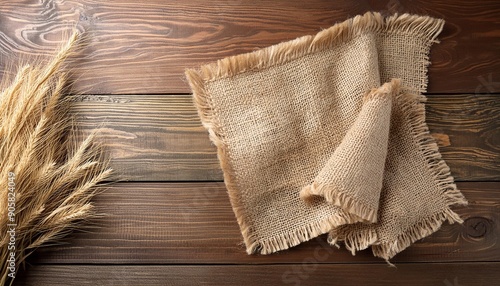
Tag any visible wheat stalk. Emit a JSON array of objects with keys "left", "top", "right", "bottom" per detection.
[{"left": 0, "top": 32, "right": 112, "bottom": 285}]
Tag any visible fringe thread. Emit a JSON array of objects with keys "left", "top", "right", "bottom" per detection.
[{"left": 301, "top": 182, "right": 378, "bottom": 224}]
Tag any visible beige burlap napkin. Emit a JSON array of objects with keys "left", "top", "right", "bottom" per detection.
[{"left": 185, "top": 12, "right": 467, "bottom": 261}]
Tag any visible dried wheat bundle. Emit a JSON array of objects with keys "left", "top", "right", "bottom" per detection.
[{"left": 0, "top": 33, "right": 112, "bottom": 285}]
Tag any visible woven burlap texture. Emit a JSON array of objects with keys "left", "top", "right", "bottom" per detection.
[{"left": 185, "top": 12, "right": 467, "bottom": 261}]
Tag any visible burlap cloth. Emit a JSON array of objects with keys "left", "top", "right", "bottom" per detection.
[{"left": 186, "top": 12, "right": 467, "bottom": 261}]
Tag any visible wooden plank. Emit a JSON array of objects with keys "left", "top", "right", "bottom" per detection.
[
  {"left": 425, "top": 94, "right": 500, "bottom": 181},
  {"left": 72, "top": 94, "right": 499, "bottom": 181},
  {"left": 30, "top": 182, "right": 499, "bottom": 264},
  {"left": 73, "top": 95, "right": 222, "bottom": 181},
  {"left": 13, "top": 263, "right": 500, "bottom": 286},
  {"left": 0, "top": 0, "right": 499, "bottom": 94}
]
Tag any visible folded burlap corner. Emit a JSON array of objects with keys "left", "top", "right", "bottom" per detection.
[
  {"left": 185, "top": 12, "right": 467, "bottom": 261},
  {"left": 300, "top": 80, "right": 397, "bottom": 224}
]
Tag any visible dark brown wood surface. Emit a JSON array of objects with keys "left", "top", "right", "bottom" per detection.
[
  {"left": 0, "top": 0, "right": 499, "bottom": 94},
  {"left": 14, "top": 263, "right": 500, "bottom": 286},
  {"left": 0, "top": 0, "right": 498, "bottom": 285}
]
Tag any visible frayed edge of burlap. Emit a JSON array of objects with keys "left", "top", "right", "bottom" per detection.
[
  {"left": 185, "top": 69, "right": 260, "bottom": 254},
  {"left": 193, "top": 12, "right": 444, "bottom": 86},
  {"left": 256, "top": 210, "right": 362, "bottom": 255},
  {"left": 329, "top": 227, "right": 378, "bottom": 256},
  {"left": 372, "top": 208, "right": 465, "bottom": 263},
  {"left": 301, "top": 182, "right": 378, "bottom": 224},
  {"left": 185, "top": 13, "right": 448, "bottom": 255},
  {"left": 372, "top": 92, "right": 468, "bottom": 261},
  {"left": 329, "top": 92, "right": 468, "bottom": 262}
]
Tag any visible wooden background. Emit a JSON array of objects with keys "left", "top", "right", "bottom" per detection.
[{"left": 0, "top": 0, "right": 498, "bottom": 285}]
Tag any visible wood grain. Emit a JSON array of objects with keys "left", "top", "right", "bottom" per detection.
[
  {"left": 0, "top": 0, "right": 499, "bottom": 94},
  {"left": 14, "top": 263, "right": 500, "bottom": 286},
  {"left": 30, "top": 182, "right": 499, "bottom": 264},
  {"left": 73, "top": 95, "right": 222, "bottom": 181},
  {"left": 72, "top": 94, "right": 500, "bottom": 181}
]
